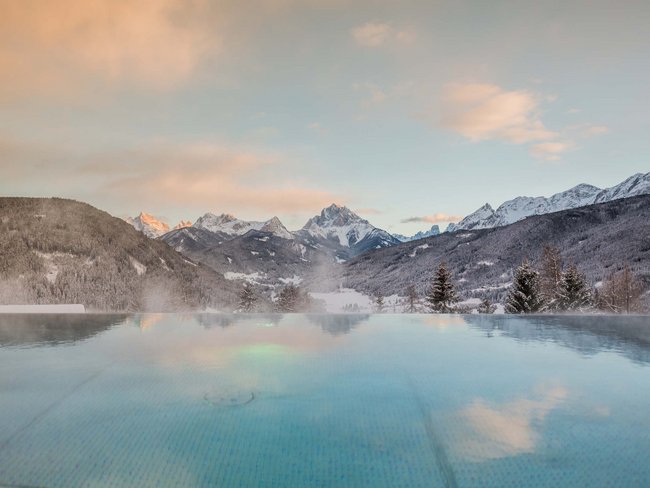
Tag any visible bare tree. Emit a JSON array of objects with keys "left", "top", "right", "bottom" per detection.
[
  {"left": 405, "top": 284, "right": 418, "bottom": 313},
  {"left": 539, "top": 245, "right": 563, "bottom": 310},
  {"left": 599, "top": 265, "right": 644, "bottom": 314}
]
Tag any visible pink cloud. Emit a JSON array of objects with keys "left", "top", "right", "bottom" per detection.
[{"left": 441, "top": 83, "right": 558, "bottom": 144}]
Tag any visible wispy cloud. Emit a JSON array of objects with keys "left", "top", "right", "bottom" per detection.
[
  {"left": 529, "top": 141, "right": 573, "bottom": 161},
  {"left": 441, "top": 83, "right": 558, "bottom": 144},
  {"left": 401, "top": 214, "right": 462, "bottom": 224},
  {"left": 351, "top": 22, "right": 415, "bottom": 48},
  {"left": 439, "top": 82, "right": 610, "bottom": 162},
  {"left": 0, "top": 136, "right": 341, "bottom": 216}
]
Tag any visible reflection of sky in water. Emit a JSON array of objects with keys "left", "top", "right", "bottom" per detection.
[{"left": 1, "top": 314, "right": 649, "bottom": 487}]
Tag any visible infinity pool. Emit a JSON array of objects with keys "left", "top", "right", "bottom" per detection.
[{"left": 1, "top": 314, "right": 649, "bottom": 487}]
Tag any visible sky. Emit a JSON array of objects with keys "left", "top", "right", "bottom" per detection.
[{"left": 1, "top": 0, "right": 649, "bottom": 234}]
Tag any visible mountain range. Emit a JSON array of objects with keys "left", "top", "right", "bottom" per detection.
[
  {"left": 2, "top": 171, "right": 648, "bottom": 312},
  {"left": 331, "top": 194, "right": 650, "bottom": 307},
  {"left": 157, "top": 204, "right": 399, "bottom": 288},
  {"left": 447, "top": 172, "right": 650, "bottom": 232}
]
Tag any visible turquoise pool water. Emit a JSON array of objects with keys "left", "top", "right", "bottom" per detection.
[{"left": 1, "top": 314, "right": 650, "bottom": 487}]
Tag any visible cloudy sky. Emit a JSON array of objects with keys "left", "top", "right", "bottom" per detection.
[{"left": 1, "top": 0, "right": 648, "bottom": 233}]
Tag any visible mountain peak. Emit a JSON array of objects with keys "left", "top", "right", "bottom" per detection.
[
  {"left": 260, "top": 216, "right": 293, "bottom": 239},
  {"left": 449, "top": 171, "right": 650, "bottom": 232},
  {"left": 312, "top": 204, "right": 366, "bottom": 228},
  {"left": 127, "top": 212, "right": 170, "bottom": 238}
]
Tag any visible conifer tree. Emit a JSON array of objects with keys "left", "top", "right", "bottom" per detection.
[
  {"left": 277, "top": 284, "right": 300, "bottom": 312},
  {"left": 238, "top": 282, "right": 257, "bottom": 312},
  {"left": 405, "top": 284, "right": 418, "bottom": 313},
  {"left": 505, "top": 261, "right": 543, "bottom": 314},
  {"left": 426, "top": 263, "right": 459, "bottom": 313},
  {"left": 477, "top": 297, "right": 497, "bottom": 314},
  {"left": 374, "top": 291, "right": 385, "bottom": 313},
  {"left": 558, "top": 264, "right": 592, "bottom": 312}
]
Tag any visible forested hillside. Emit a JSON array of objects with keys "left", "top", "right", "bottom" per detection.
[
  {"left": 335, "top": 195, "right": 650, "bottom": 306},
  {"left": 0, "top": 198, "right": 238, "bottom": 311}
]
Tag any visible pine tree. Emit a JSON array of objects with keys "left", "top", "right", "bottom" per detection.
[
  {"left": 405, "top": 284, "right": 418, "bottom": 313},
  {"left": 277, "top": 284, "right": 300, "bottom": 312},
  {"left": 374, "top": 291, "right": 385, "bottom": 313},
  {"left": 477, "top": 297, "right": 497, "bottom": 314},
  {"left": 505, "top": 261, "right": 544, "bottom": 314},
  {"left": 558, "top": 264, "right": 592, "bottom": 312},
  {"left": 238, "top": 282, "right": 257, "bottom": 312},
  {"left": 426, "top": 263, "right": 459, "bottom": 313}
]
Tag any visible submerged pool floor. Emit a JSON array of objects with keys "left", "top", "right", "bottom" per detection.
[{"left": 1, "top": 313, "right": 650, "bottom": 487}]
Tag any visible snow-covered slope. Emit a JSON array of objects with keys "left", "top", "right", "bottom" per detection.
[
  {"left": 173, "top": 220, "right": 192, "bottom": 230},
  {"left": 298, "top": 204, "right": 399, "bottom": 257},
  {"left": 259, "top": 216, "right": 294, "bottom": 240},
  {"left": 126, "top": 212, "right": 170, "bottom": 238},
  {"left": 448, "top": 172, "right": 650, "bottom": 232},
  {"left": 193, "top": 213, "right": 265, "bottom": 236},
  {"left": 594, "top": 173, "right": 650, "bottom": 203},
  {"left": 393, "top": 225, "right": 440, "bottom": 242},
  {"left": 192, "top": 213, "right": 294, "bottom": 240}
]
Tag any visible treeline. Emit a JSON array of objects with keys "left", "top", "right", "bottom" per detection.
[
  {"left": 237, "top": 282, "right": 326, "bottom": 313},
  {"left": 389, "top": 245, "right": 646, "bottom": 315}
]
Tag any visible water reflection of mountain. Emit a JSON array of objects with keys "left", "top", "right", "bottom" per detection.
[
  {"left": 196, "top": 313, "right": 282, "bottom": 329},
  {"left": 307, "top": 314, "right": 370, "bottom": 336},
  {"left": 465, "top": 315, "right": 650, "bottom": 365},
  {"left": 0, "top": 314, "right": 129, "bottom": 347}
]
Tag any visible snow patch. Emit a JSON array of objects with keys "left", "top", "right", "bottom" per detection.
[
  {"left": 129, "top": 257, "right": 147, "bottom": 276},
  {"left": 224, "top": 271, "right": 266, "bottom": 283},
  {"left": 409, "top": 243, "right": 429, "bottom": 258},
  {"left": 279, "top": 275, "right": 303, "bottom": 285}
]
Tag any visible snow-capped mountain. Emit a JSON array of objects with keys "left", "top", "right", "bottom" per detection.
[
  {"left": 193, "top": 213, "right": 265, "bottom": 236},
  {"left": 173, "top": 220, "right": 192, "bottom": 230},
  {"left": 393, "top": 225, "right": 440, "bottom": 242},
  {"left": 126, "top": 212, "right": 170, "bottom": 238},
  {"left": 447, "top": 172, "right": 650, "bottom": 232},
  {"left": 297, "top": 204, "right": 400, "bottom": 258},
  {"left": 259, "top": 216, "right": 294, "bottom": 240},
  {"left": 594, "top": 172, "right": 650, "bottom": 203},
  {"left": 192, "top": 213, "right": 294, "bottom": 240}
]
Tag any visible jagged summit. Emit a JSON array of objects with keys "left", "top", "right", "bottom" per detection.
[
  {"left": 194, "top": 212, "right": 264, "bottom": 236},
  {"left": 447, "top": 172, "right": 650, "bottom": 232},
  {"left": 303, "top": 204, "right": 367, "bottom": 230},
  {"left": 260, "top": 216, "right": 294, "bottom": 240},
  {"left": 393, "top": 225, "right": 441, "bottom": 243},
  {"left": 126, "top": 212, "right": 170, "bottom": 238},
  {"left": 299, "top": 204, "right": 398, "bottom": 253}
]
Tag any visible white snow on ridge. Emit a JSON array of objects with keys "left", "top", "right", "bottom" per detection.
[
  {"left": 301, "top": 204, "right": 388, "bottom": 248},
  {"left": 194, "top": 213, "right": 264, "bottom": 236},
  {"left": 448, "top": 172, "right": 650, "bottom": 232}
]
